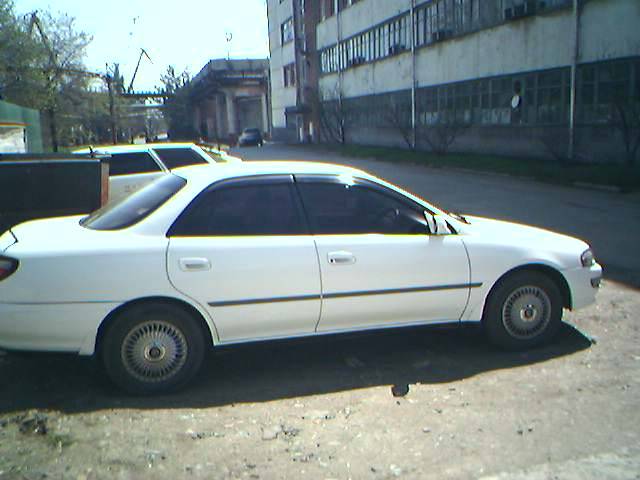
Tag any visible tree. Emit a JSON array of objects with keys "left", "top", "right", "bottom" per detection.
[
  {"left": 69, "top": 89, "right": 112, "bottom": 145},
  {"left": 29, "top": 10, "right": 92, "bottom": 151},
  {"left": 315, "top": 86, "right": 347, "bottom": 144},
  {"left": 420, "top": 117, "right": 468, "bottom": 155},
  {"left": 0, "top": 1, "right": 46, "bottom": 106},
  {"left": 610, "top": 90, "right": 640, "bottom": 167},
  {"left": 160, "top": 66, "right": 196, "bottom": 140},
  {"left": 0, "top": 2, "right": 92, "bottom": 151},
  {"left": 385, "top": 100, "right": 414, "bottom": 150},
  {"left": 538, "top": 126, "right": 572, "bottom": 163}
]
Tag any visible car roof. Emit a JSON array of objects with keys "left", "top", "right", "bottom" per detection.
[
  {"left": 173, "top": 161, "right": 373, "bottom": 190},
  {"left": 73, "top": 142, "right": 198, "bottom": 154}
]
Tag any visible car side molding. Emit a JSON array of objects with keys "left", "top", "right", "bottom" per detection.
[{"left": 208, "top": 283, "right": 483, "bottom": 308}]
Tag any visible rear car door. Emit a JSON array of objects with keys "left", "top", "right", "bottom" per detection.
[
  {"left": 295, "top": 175, "right": 472, "bottom": 332},
  {"left": 107, "top": 151, "right": 165, "bottom": 203},
  {"left": 166, "top": 175, "right": 321, "bottom": 343}
]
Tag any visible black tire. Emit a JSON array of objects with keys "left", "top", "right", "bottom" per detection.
[
  {"left": 483, "top": 271, "right": 563, "bottom": 350},
  {"left": 101, "top": 303, "right": 205, "bottom": 394}
]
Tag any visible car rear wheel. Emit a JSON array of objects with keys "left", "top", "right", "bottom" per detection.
[
  {"left": 101, "top": 303, "right": 205, "bottom": 394},
  {"left": 483, "top": 271, "right": 563, "bottom": 350}
]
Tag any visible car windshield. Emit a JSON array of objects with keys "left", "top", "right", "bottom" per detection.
[
  {"left": 243, "top": 129, "right": 260, "bottom": 135},
  {"left": 80, "top": 174, "right": 186, "bottom": 230}
]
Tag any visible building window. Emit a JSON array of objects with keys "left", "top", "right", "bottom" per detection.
[
  {"left": 321, "top": 62, "right": 637, "bottom": 131},
  {"left": 281, "top": 17, "right": 294, "bottom": 44},
  {"left": 320, "top": 49, "right": 328, "bottom": 74},
  {"left": 283, "top": 63, "right": 296, "bottom": 87},
  {"left": 535, "top": 70, "right": 567, "bottom": 124},
  {"left": 321, "top": 0, "right": 335, "bottom": 20},
  {"left": 578, "top": 59, "right": 637, "bottom": 124},
  {"left": 317, "top": 0, "right": 576, "bottom": 77},
  {"left": 414, "top": 68, "right": 571, "bottom": 127}
]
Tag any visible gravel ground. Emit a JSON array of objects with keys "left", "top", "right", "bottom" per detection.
[{"left": 1, "top": 144, "right": 639, "bottom": 479}]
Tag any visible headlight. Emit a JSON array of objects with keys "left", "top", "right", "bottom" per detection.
[{"left": 581, "top": 249, "right": 595, "bottom": 267}]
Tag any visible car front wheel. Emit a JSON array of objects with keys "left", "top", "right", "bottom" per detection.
[
  {"left": 101, "top": 303, "right": 205, "bottom": 394},
  {"left": 483, "top": 271, "right": 563, "bottom": 350}
]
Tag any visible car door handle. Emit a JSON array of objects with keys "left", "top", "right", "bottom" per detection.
[
  {"left": 179, "top": 257, "right": 211, "bottom": 272},
  {"left": 328, "top": 251, "right": 356, "bottom": 265}
]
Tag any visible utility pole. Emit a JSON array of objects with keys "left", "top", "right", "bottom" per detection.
[
  {"left": 106, "top": 65, "right": 118, "bottom": 145},
  {"left": 568, "top": 0, "right": 581, "bottom": 160},
  {"left": 336, "top": 0, "right": 345, "bottom": 144},
  {"left": 410, "top": 0, "right": 417, "bottom": 150},
  {"left": 28, "top": 11, "right": 61, "bottom": 151}
]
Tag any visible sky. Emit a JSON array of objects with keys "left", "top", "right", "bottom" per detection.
[{"left": 16, "top": 0, "right": 270, "bottom": 91}]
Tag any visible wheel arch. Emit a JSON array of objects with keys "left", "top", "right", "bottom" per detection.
[
  {"left": 95, "top": 296, "right": 215, "bottom": 355},
  {"left": 482, "top": 264, "right": 572, "bottom": 322}
]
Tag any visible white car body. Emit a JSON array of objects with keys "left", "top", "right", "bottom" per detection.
[
  {"left": 74, "top": 142, "right": 240, "bottom": 204},
  {"left": 0, "top": 161, "right": 602, "bottom": 392}
]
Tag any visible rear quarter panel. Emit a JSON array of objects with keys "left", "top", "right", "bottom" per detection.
[
  {"left": 1, "top": 232, "right": 172, "bottom": 303},
  {"left": 0, "top": 227, "right": 201, "bottom": 355}
]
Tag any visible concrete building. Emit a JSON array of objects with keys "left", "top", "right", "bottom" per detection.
[
  {"left": 268, "top": 0, "right": 639, "bottom": 162},
  {"left": 189, "top": 59, "right": 270, "bottom": 143},
  {"left": 267, "top": 0, "right": 321, "bottom": 142}
]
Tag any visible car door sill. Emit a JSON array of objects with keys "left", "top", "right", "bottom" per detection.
[{"left": 215, "top": 318, "right": 477, "bottom": 347}]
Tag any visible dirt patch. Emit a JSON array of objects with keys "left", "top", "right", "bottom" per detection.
[{"left": 1, "top": 281, "right": 639, "bottom": 479}]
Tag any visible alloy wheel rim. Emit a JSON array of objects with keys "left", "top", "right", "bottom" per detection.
[
  {"left": 502, "top": 286, "right": 551, "bottom": 340},
  {"left": 121, "top": 320, "right": 188, "bottom": 383}
]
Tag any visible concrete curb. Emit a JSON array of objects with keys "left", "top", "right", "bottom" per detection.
[{"left": 572, "top": 181, "right": 622, "bottom": 193}]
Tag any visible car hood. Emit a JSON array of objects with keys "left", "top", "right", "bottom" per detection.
[{"left": 462, "top": 215, "right": 590, "bottom": 254}]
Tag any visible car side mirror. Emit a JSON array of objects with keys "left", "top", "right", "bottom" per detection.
[{"left": 424, "top": 212, "right": 451, "bottom": 235}]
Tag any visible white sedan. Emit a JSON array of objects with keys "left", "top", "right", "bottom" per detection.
[
  {"left": 74, "top": 142, "right": 241, "bottom": 204},
  {"left": 0, "top": 162, "right": 602, "bottom": 393}
]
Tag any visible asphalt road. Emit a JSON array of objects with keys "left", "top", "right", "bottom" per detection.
[{"left": 0, "top": 144, "right": 639, "bottom": 479}]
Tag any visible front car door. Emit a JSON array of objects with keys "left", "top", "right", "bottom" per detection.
[
  {"left": 166, "top": 175, "right": 321, "bottom": 343},
  {"left": 295, "top": 175, "right": 472, "bottom": 333}
]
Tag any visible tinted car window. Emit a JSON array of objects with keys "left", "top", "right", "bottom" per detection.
[
  {"left": 201, "top": 149, "right": 224, "bottom": 162},
  {"left": 81, "top": 175, "right": 186, "bottom": 230},
  {"left": 297, "top": 179, "right": 428, "bottom": 235},
  {"left": 153, "top": 148, "right": 208, "bottom": 169},
  {"left": 170, "top": 180, "right": 306, "bottom": 236},
  {"left": 108, "top": 152, "right": 162, "bottom": 176}
]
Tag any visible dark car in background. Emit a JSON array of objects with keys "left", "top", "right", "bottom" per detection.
[{"left": 238, "top": 128, "right": 264, "bottom": 147}]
